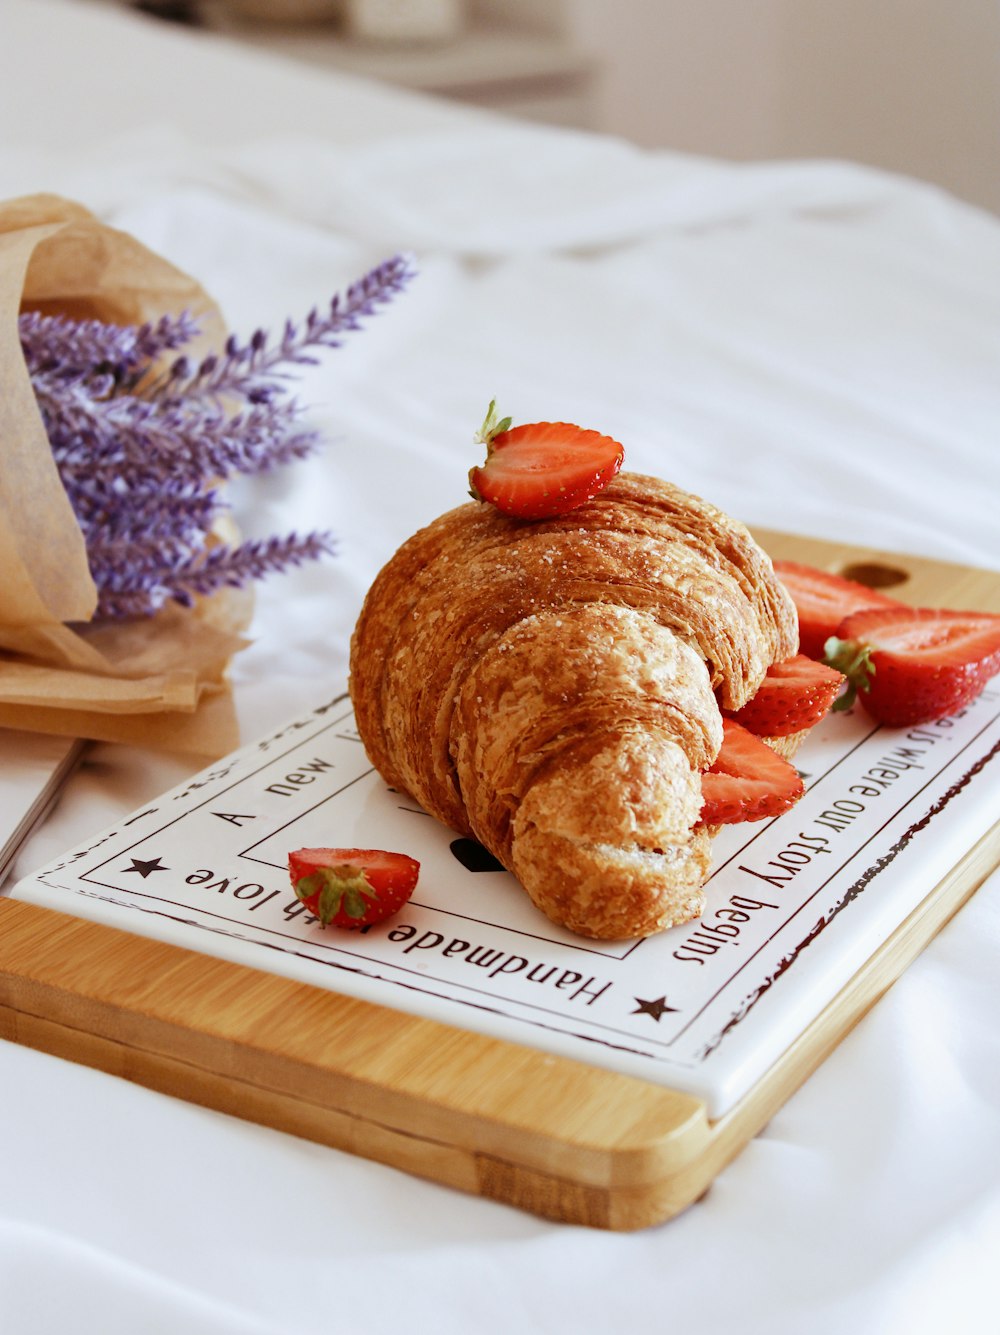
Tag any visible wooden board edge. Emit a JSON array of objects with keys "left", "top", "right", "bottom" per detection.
[
  {"left": 0, "top": 895, "right": 709, "bottom": 1200},
  {"left": 0, "top": 1000, "right": 673, "bottom": 1232},
  {"left": 2, "top": 812, "right": 996, "bottom": 1230}
]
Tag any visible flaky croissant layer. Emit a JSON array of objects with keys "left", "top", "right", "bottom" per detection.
[{"left": 349, "top": 473, "right": 797, "bottom": 939}]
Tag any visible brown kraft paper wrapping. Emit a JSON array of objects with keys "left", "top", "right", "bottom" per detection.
[{"left": 0, "top": 194, "right": 253, "bottom": 756}]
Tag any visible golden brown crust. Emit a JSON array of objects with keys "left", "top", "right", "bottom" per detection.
[{"left": 349, "top": 472, "right": 798, "bottom": 939}]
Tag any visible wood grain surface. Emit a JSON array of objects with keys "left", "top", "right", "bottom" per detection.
[{"left": 2, "top": 532, "right": 998, "bottom": 1230}]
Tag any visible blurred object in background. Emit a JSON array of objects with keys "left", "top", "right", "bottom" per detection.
[
  {"left": 132, "top": 0, "right": 201, "bottom": 21},
  {"left": 212, "top": 0, "right": 344, "bottom": 21},
  {"left": 345, "top": 0, "right": 465, "bottom": 45},
  {"left": 197, "top": 0, "right": 598, "bottom": 129}
]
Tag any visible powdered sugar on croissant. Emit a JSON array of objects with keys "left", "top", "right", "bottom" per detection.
[{"left": 349, "top": 472, "right": 797, "bottom": 939}]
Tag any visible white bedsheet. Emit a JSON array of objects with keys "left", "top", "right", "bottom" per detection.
[{"left": 2, "top": 3, "right": 999, "bottom": 1332}]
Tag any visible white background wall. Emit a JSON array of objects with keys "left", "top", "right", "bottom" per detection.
[{"left": 559, "top": 0, "right": 1000, "bottom": 216}]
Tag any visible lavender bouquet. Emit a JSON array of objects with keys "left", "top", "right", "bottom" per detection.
[
  {"left": 20, "top": 253, "right": 414, "bottom": 622},
  {"left": 0, "top": 193, "right": 409, "bottom": 755}
]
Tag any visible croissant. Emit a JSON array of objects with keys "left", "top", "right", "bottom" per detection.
[{"left": 349, "top": 472, "right": 798, "bottom": 940}]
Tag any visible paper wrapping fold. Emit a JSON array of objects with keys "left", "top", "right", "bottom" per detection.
[{"left": 0, "top": 195, "right": 252, "bottom": 756}]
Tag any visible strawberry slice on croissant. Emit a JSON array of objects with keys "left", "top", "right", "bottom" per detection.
[{"left": 349, "top": 472, "right": 804, "bottom": 940}]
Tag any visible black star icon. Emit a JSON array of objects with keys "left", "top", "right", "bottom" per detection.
[
  {"left": 632, "top": 995, "right": 679, "bottom": 1022},
  {"left": 123, "top": 856, "right": 169, "bottom": 878}
]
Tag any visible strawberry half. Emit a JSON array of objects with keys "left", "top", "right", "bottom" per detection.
[
  {"left": 826, "top": 606, "right": 1000, "bottom": 726},
  {"left": 726, "top": 654, "right": 845, "bottom": 737},
  {"left": 773, "top": 560, "right": 903, "bottom": 660},
  {"left": 468, "top": 401, "right": 624, "bottom": 520},
  {"left": 699, "top": 720, "right": 805, "bottom": 825},
  {"left": 288, "top": 848, "right": 420, "bottom": 929}
]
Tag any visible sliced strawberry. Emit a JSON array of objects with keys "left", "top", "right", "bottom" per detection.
[
  {"left": 288, "top": 848, "right": 419, "bottom": 929},
  {"left": 698, "top": 720, "right": 805, "bottom": 825},
  {"left": 726, "top": 654, "right": 845, "bottom": 737},
  {"left": 773, "top": 560, "right": 903, "bottom": 660},
  {"left": 826, "top": 606, "right": 1000, "bottom": 726},
  {"left": 468, "top": 401, "right": 624, "bottom": 520}
]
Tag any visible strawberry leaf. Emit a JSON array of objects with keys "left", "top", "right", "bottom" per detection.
[
  {"left": 824, "top": 637, "right": 876, "bottom": 711},
  {"left": 317, "top": 881, "right": 343, "bottom": 925},
  {"left": 297, "top": 864, "right": 377, "bottom": 925},
  {"left": 343, "top": 886, "right": 372, "bottom": 918},
  {"left": 293, "top": 872, "right": 324, "bottom": 902},
  {"left": 474, "top": 399, "right": 513, "bottom": 450}
]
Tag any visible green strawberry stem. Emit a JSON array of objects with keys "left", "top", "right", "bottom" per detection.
[
  {"left": 824, "top": 636, "right": 876, "bottom": 711},
  {"left": 474, "top": 399, "right": 513, "bottom": 451},
  {"left": 294, "top": 864, "right": 378, "bottom": 925}
]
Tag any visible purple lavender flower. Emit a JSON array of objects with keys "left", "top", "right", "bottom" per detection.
[
  {"left": 91, "top": 532, "right": 336, "bottom": 621},
  {"left": 19, "top": 310, "right": 200, "bottom": 388},
  {"left": 69, "top": 477, "right": 223, "bottom": 543},
  {"left": 21, "top": 253, "right": 415, "bottom": 621},
  {"left": 149, "top": 252, "right": 417, "bottom": 407},
  {"left": 169, "top": 533, "right": 337, "bottom": 601},
  {"left": 38, "top": 385, "right": 320, "bottom": 480}
]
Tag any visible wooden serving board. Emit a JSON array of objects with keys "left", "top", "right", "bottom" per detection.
[{"left": 2, "top": 532, "right": 999, "bottom": 1231}]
